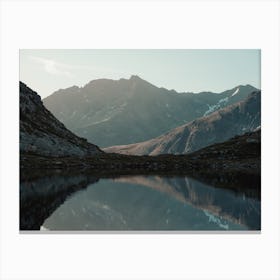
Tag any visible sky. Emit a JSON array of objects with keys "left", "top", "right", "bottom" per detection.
[{"left": 20, "top": 49, "right": 260, "bottom": 98}]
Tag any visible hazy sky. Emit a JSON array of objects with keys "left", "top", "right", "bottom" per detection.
[{"left": 20, "top": 49, "right": 260, "bottom": 98}]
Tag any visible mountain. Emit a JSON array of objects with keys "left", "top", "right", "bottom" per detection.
[
  {"left": 20, "top": 82, "right": 103, "bottom": 158},
  {"left": 104, "top": 91, "right": 261, "bottom": 155},
  {"left": 43, "top": 75, "right": 257, "bottom": 147}
]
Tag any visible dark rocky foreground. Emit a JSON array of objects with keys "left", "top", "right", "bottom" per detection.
[{"left": 21, "top": 129, "right": 260, "bottom": 179}]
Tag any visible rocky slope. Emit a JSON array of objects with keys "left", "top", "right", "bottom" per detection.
[
  {"left": 21, "top": 129, "right": 261, "bottom": 179},
  {"left": 189, "top": 128, "right": 261, "bottom": 172},
  {"left": 43, "top": 75, "right": 257, "bottom": 147},
  {"left": 20, "top": 82, "right": 103, "bottom": 157},
  {"left": 104, "top": 91, "right": 260, "bottom": 155}
]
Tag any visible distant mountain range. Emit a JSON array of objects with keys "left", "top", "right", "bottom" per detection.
[
  {"left": 104, "top": 91, "right": 261, "bottom": 155},
  {"left": 20, "top": 82, "right": 102, "bottom": 157},
  {"left": 43, "top": 75, "right": 258, "bottom": 147}
]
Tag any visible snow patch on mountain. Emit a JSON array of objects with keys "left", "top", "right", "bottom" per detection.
[
  {"left": 204, "top": 97, "right": 229, "bottom": 116},
  {"left": 232, "top": 87, "right": 239, "bottom": 96},
  {"left": 85, "top": 116, "right": 112, "bottom": 126}
]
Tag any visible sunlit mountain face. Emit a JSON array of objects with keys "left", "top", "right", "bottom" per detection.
[
  {"left": 43, "top": 76, "right": 258, "bottom": 147},
  {"left": 104, "top": 91, "right": 261, "bottom": 155}
]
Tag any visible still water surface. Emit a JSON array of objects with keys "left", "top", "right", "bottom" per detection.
[{"left": 20, "top": 173, "right": 260, "bottom": 231}]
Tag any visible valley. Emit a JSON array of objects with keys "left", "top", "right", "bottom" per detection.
[{"left": 19, "top": 77, "right": 261, "bottom": 231}]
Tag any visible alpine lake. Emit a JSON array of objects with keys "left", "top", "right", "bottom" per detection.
[{"left": 20, "top": 170, "right": 260, "bottom": 231}]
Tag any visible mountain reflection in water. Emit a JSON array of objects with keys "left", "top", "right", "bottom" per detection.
[{"left": 20, "top": 171, "right": 260, "bottom": 231}]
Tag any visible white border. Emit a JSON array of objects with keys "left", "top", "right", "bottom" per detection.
[{"left": 1, "top": 1, "right": 280, "bottom": 279}]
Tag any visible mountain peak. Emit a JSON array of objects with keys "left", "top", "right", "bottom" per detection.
[
  {"left": 129, "top": 75, "right": 142, "bottom": 81},
  {"left": 239, "top": 84, "right": 258, "bottom": 91},
  {"left": 128, "top": 75, "right": 156, "bottom": 89}
]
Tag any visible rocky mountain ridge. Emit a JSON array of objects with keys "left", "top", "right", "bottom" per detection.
[
  {"left": 20, "top": 82, "right": 103, "bottom": 157},
  {"left": 104, "top": 91, "right": 261, "bottom": 155},
  {"left": 43, "top": 76, "right": 258, "bottom": 147}
]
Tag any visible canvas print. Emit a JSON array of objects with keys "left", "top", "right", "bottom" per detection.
[{"left": 20, "top": 49, "right": 261, "bottom": 231}]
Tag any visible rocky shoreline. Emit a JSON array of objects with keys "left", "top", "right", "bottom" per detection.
[{"left": 21, "top": 130, "right": 261, "bottom": 186}]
